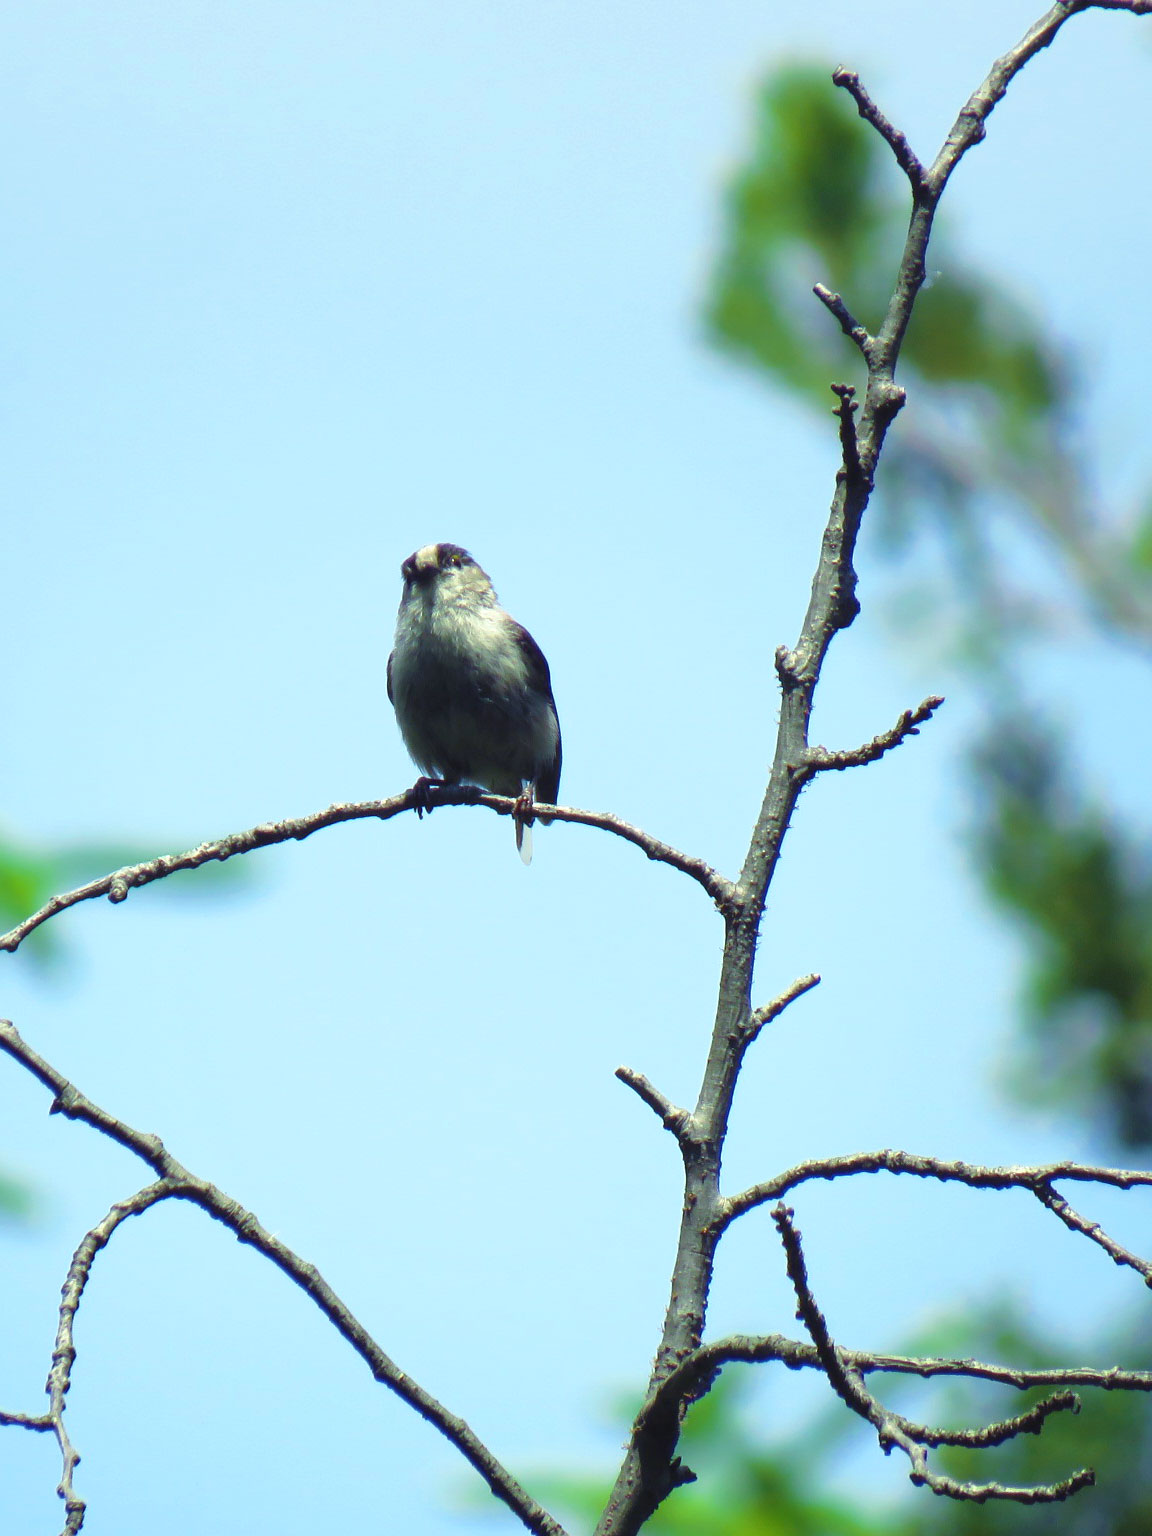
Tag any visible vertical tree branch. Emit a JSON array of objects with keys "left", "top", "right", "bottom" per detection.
[{"left": 592, "top": 5, "right": 1148, "bottom": 1531}]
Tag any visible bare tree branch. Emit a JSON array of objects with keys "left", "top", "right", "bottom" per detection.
[
  {"left": 829, "top": 382, "right": 863, "bottom": 486},
  {"left": 800, "top": 695, "right": 946, "bottom": 780},
  {"left": 860, "top": 1, "right": 1152, "bottom": 405},
  {"left": 643, "top": 1331, "right": 1152, "bottom": 1429},
  {"left": 812, "top": 286, "right": 874, "bottom": 361},
  {"left": 831, "top": 67, "right": 926, "bottom": 192},
  {"left": 747, "top": 973, "right": 821, "bottom": 1040},
  {"left": 772, "top": 1203, "right": 1095, "bottom": 1503},
  {"left": 590, "top": 6, "right": 1152, "bottom": 1527},
  {"left": 0, "top": 792, "right": 734, "bottom": 956},
  {"left": 885, "top": 1390, "right": 1080, "bottom": 1450},
  {"left": 1033, "top": 1182, "right": 1152, "bottom": 1284},
  {"left": 615, "top": 1068, "right": 694, "bottom": 1142},
  {"left": 9, "top": 1181, "right": 177, "bottom": 1534},
  {"left": 0, "top": 1020, "right": 568, "bottom": 1536},
  {"left": 925, "top": 0, "right": 1152, "bottom": 206},
  {"left": 721, "top": 1147, "right": 1152, "bottom": 1228}
]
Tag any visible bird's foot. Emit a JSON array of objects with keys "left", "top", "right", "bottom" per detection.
[
  {"left": 512, "top": 785, "right": 537, "bottom": 865},
  {"left": 512, "top": 784, "right": 536, "bottom": 828},
  {"left": 410, "top": 777, "right": 445, "bottom": 819}
]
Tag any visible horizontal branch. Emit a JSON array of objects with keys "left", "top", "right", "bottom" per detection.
[
  {"left": 0, "top": 791, "right": 734, "bottom": 954},
  {"left": 0, "top": 1020, "right": 567, "bottom": 1536},
  {"left": 643, "top": 1331, "right": 1152, "bottom": 1434},
  {"left": 722, "top": 1147, "right": 1152, "bottom": 1226},
  {"left": 772, "top": 1203, "right": 1093, "bottom": 1504},
  {"left": 0, "top": 1409, "right": 52, "bottom": 1430},
  {"left": 887, "top": 1389, "right": 1079, "bottom": 1451}
]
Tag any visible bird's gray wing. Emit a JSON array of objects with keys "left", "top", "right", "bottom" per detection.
[
  {"left": 386, "top": 649, "right": 395, "bottom": 706},
  {"left": 539, "top": 730, "right": 562, "bottom": 808},
  {"left": 513, "top": 623, "right": 554, "bottom": 697},
  {"left": 514, "top": 624, "right": 561, "bottom": 805}
]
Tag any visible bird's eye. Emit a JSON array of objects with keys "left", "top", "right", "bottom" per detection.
[{"left": 450, "top": 553, "right": 462, "bottom": 567}]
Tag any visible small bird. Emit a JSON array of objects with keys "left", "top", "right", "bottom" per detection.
[{"left": 387, "top": 543, "right": 562, "bottom": 863}]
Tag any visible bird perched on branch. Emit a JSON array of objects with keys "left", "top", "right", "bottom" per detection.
[{"left": 387, "top": 543, "right": 562, "bottom": 864}]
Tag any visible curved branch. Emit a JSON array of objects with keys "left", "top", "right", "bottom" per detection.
[
  {"left": 800, "top": 695, "right": 945, "bottom": 780},
  {"left": 0, "top": 792, "right": 734, "bottom": 955},
  {"left": 721, "top": 1147, "right": 1152, "bottom": 1227},
  {"left": 883, "top": 1390, "right": 1079, "bottom": 1451},
  {"left": 772, "top": 1203, "right": 1093, "bottom": 1504},
  {"left": 644, "top": 1331, "right": 1152, "bottom": 1431},
  {"left": 0, "top": 1020, "right": 568, "bottom": 1536}
]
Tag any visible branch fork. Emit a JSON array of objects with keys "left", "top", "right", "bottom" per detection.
[{"left": 772, "top": 1202, "right": 1095, "bottom": 1503}]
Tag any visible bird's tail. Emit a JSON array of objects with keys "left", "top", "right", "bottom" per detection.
[{"left": 516, "top": 820, "right": 533, "bottom": 866}]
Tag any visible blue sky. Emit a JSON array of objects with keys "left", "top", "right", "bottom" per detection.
[{"left": 1, "top": 3, "right": 1150, "bottom": 1532}]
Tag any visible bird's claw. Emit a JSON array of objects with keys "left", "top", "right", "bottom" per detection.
[
  {"left": 512, "top": 785, "right": 537, "bottom": 866},
  {"left": 411, "top": 777, "right": 444, "bottom": 819},
  {"left": 512, "top": 785, "right": 536, "bottom": 830}
]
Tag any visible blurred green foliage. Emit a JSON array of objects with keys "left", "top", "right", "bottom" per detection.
[
  {"left": 0, "top": 1169, "right": 35, "bottom": 1223},
  {"left": 976, "top": 724, "right": 1152, "bottom": 1146}
]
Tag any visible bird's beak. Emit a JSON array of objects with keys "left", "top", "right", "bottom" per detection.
[{"left": 403, "top": 545, "right": 441, "bottom": 585}]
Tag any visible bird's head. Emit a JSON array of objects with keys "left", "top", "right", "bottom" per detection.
[{"left": 399, "top": 543, "right": 497, "bottom": 610}]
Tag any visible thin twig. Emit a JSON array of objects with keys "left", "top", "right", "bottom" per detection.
[
  {"left": 1033, "top": 1181, "right": 1152, "bottom": 1285},
  {"left": 812, "top": 285, "right": 875, "bottom": 360},
  {"left": 0, "top": 1409, "right": 52, "bottom": 1429},
  {"left": 831, "top": 67, "right": 926, "bottom": 192},
  {"left": 0, "top": 1020, "right": 568, "bottom": 1536},
  {"left": 800, "top": 695, "right": 945, "bottom": 781},
  {"left": 829, "top": 384, "right": 862, "bottom": 487},
  {"left": 0, "top": 793, "right": 734, "bottom": 955},
  {"left": 747, "top": 973, "right": 821, "bottom": 1039},
  {"left": 59, "top": 1183, "right": 177, "bottom": 1532},
  {"left": 887, "top": 1390, "right": 1079, "bottom": 1450},
  {"left": 615, "top": 1068, "right": 694, "bottom": 1140},
  {"left": 861, "top": 1, "right": 1152, "bottom": 391},
  {"left": 925, "top": 1, "right": 1152, "bottom": 205},
  {"left": 772, "top": 1204, "right": 1094, "bottom": 1503}
]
